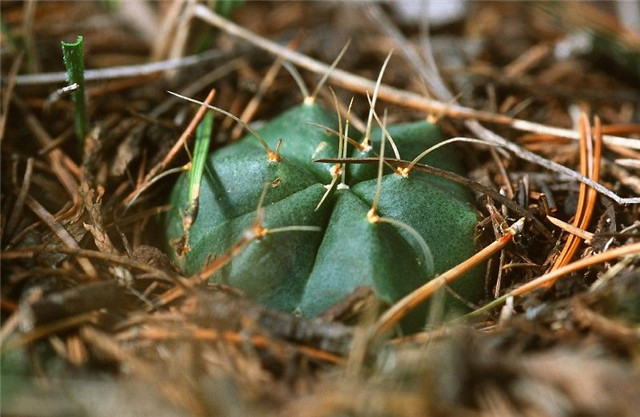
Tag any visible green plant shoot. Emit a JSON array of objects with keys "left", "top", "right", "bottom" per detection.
[
  {"left": 61, "top": 36, "right": 88, "bottom": 146},
  {"left": 176, "top": 111, "right": 214, "bottom": 256},
  {"left": 214, "top": 0, "right": 244, "bottom": 17},
  {"left": 190, "top": 111, "right": 214, "bottom": 204}
]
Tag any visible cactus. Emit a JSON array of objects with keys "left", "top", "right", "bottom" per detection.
[{"left": 164, "top": 98, "right": 484, "bottom": 328}]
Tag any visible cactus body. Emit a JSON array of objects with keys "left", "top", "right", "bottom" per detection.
[{"left": 165, "top": 102, "right": 484, "bottom": 325}]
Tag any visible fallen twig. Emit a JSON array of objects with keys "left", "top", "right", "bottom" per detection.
[
  {"left": 194, "top": 5, "right": 640, "bottom": 151},
  {"left": 11, "top": 48, "right": 242, "bottom": 85}
]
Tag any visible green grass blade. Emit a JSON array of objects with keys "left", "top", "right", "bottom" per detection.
[
  {"left": 189, "top": 111, "right": 214, "bottom": 205},
  {"left": 192, "top": 1, "right": 244, "bottom": 53},
  {"left": 1, "top": 17, "right": 19, "bottom": 52},
  {"left": 61, "top": 36, "right": 88, "bottom": 146},
  {"left": 176, "top": 110, "right": 214, "bottom": 255},
  {"left": 101, "top": 0, "right": 119, "bottom": 12},
  {"left": 214, "top": 0, "right": 243, "bottom": 17}
]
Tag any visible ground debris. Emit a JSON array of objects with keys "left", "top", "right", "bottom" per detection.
[{"left": 2, "top": 2, "right": 639, "bottom": 416}]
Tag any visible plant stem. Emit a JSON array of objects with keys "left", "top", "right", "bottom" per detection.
[
  {"left": 178, "top": 111, "right": 214, "bottom": 254},
  {"left": 61, "top": 36, "right": 88, "bottom": 146}
]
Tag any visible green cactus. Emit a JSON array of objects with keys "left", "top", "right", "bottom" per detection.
[{"left": 164, "top": 100, "right": 484, "bottom": 328}]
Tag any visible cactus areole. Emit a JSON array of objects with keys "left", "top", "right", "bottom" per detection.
[{"left": 165, "top": 102, "right": 484, "bottom": 327}]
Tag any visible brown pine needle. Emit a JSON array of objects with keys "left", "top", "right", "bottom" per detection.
[
  {"left": 512, "top": 242, "right": 640, "bottom": 297},
  {"left": 231, "top": 35, "right": 304, "bottom": 140},
  {"left": 467, "top": 242, "right": 640, "bottom": 319},
  {"left": 5, "top": 157, "right": 34, "bottom": 238},
  {"left": 14, "top": 95, "right": 80, "bottom": 202},
  {"left": 154, "top": 221, "right": 259, "bottom": 308},
  {"left": 24, "top": 195, "right": 97, "bottom": 278},
  {"left": 129, "top": 326, "right": 343, "bottom": 364},
  {"left": 583, "top": 117, "right": 602, "bottom": 228},
  {"left": 549, "top": 115, "right": 591, "bottom": 271},
  {"left": 546, "top": 215, "right": 595, "bottom": 243},
  {"left": 0, "top": 52, "right": 23, "bottom": 141},
  {"left": 80, "top": 326, "right": 207, "bottom": 414},
  {"left": 1, "top": 311, "right": 100, "bottom": 352},
  {"left": 601, "top": 124, "right": 640, "bottom": 136},
  {"left": 549, "top": 115, "right": 602, "bottom": 281},
  {"left": 122, "top": 88, "right": 216, "bottom": 207},
  {"left": 0, "top": 246, "right": 178, "bottom": 285}
]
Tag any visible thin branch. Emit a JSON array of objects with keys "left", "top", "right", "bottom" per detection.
[
  {"left": 194, "top": 5, "right": 639, "bottom": 149},
  {"left": 367, "top": 4, "right": 639, "bottom": 206},
  {"left": 12, "top": 48, "right": 242, "bottom": 86},
  {"left": 470, "top": 120, "right": 638, "bottom": 203}
]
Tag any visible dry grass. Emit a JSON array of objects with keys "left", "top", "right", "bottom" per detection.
[{"left": 2, "top": 2, "right": 639, "bottom": 416}]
